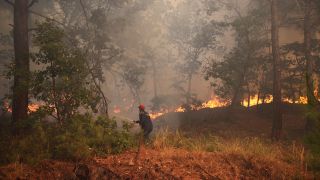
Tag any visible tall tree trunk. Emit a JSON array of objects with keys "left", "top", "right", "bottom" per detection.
[
  {"left": 304, "top": 0, "right": 320, "bottom": 132},
  {"left": 271, "top": 0, "right": 282, "bottom": 141},
  {"left": 12, "top": 0, "right": 30, "bottom": 133},
  {"left": 304, "top": 0, "right": 319, "bottom": 106}
]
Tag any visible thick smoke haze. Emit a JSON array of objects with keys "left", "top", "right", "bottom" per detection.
[{"left": 0, "top": 0, "right": 316, "bottom": 121}]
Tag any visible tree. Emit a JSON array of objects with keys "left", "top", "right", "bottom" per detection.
[
  {"left": 118, "top": 58, "right": 147, "bottom": 105},
  {"left": 168, "top": 1, "right": 220, "bottom": 106},
  {"left": 4, "top": 0, "right": 37, "bottom": 134},
  {"left": 32, "top": 21, "right": 100, "bottom": 124},
  {"left": 270, "top": 0, "right": 282, "bottom": 141},
  {"left": 304, "top": 0, "right": 320, "bottom": 107},
  {"left": 205, "top": 0, "right": 270, "bottom": 109}
]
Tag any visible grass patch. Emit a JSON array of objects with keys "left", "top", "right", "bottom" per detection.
[{"left": 151, "top": 128, "right": 307, "bottom": 167}]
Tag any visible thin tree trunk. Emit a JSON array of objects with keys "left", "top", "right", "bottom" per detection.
[
  {"left": 186, "top": 73, "right": 192, "bottom": 105},
  {"left": 247, "top": 85, "right": 251, "bottom": 109},
  {"left": 256, "top": 89, "right": 260, "bottom": 111},
  {"left": 12, "top": 0, "right": 30, "bottom": 133},
  {"left": 271, "top": 0, "right": 282, "bottom": 141},
  {"left": 151, "top": 59, "right": 158, "bottom": 99}
]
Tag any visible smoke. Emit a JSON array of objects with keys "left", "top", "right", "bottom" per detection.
[{"left": 0, "top": 0, "right": 311, "bottom": 122}]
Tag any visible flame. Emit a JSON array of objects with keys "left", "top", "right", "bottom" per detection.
[
  {"left": 149, "top": 112, "right": 165, "bottom": 119},
  {"left": 149, "top": 96, "right": 229, "bottom": 119},
  {"left": 242, "top": 92, "right": 320, "bottom": 107},
  {"left": 242, "top": 95, "right": 273, "bottom": 107},
  {"left": 113, "top": 106, "right": 121, "bottom": 114},
  {"left": 28, "top": 103, "right": 40, "bottom": 112},
  {"left": 200, "top": 96, "right": 229, "bottom": 109},
  {"left": 2, "top": 102, "right": 39, "bottom": 113},
  {"left": 174, "top": 106, "right": 185, "bottom": 112}
]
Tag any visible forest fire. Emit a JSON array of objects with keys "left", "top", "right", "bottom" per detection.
[
  {"left": 148, "top": 92, "right": 320, "bottom": 119},
  {"left": 3, "top": 103, "right": 40, "bottom": 113},
  {"left": 149, "top": 96, "right": 229, "bottom": 119}
]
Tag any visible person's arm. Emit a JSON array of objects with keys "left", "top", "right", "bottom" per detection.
[{"left": 135, "top": 113, "right": 143, "bottom": 124}]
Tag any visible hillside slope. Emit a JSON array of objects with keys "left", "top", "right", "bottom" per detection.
[{"left": 154, "top": 103, "right": 307, "bottom": 140}]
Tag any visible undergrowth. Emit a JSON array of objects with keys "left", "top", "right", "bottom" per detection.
[
  {"left": 151, "top": 128, "right": 307, "bottom": 170},
  {"left": 0, "top": 114, "right": 136, "bottom": 165}
]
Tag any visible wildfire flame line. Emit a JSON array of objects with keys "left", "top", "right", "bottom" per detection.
[{"left": 149, "top": 93, "right": 319, "bottom": 119}]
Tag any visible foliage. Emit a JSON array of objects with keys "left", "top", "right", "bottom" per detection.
[
  {"left": 204, "top": 0, "right": 270, "bottom": 105},
  {"left": 168, "top": 1, "right": 222, "bottom": 104},
  {"left": 118, "top": 59, "right": 147, "bottom": 104},
  {"left": 31, "top": 21, "right": 101, "bottom": 123},
  {"left": 304, "top": 107, "right": 320, "bottom": 173},
  {"left": 0, "top": 114, "right": 135, "bottom": 165}
]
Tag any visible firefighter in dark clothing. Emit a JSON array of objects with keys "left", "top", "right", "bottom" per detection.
[{"left": 135, "top": 104, "right": 153, "bottom": 139}]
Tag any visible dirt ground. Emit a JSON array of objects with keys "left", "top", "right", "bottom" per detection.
[{"left": 0, "top": 147, "right": 307, "bottom": 179}]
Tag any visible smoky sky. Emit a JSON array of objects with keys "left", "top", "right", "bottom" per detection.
[{"left": 0, "top": 0, "right": 308, "bottom": 119}]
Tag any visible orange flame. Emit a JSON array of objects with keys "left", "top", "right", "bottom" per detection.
[
  {"left": 2, "top": 103, "right": 39, "bottom": 113},
  {"left": 28, "top": 103, "right": 40, "bottom": 112},
  {"left": 149, "top": 96, "right": 229, "bottom": 119},
  {"left": 113, "top": 106, "right": 121, "bottom": 114}
]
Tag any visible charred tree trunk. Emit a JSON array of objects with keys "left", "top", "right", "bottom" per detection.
[
  {"left": 271, "top": 0, "right": 282, "bottom": 141},
  {"left": 12, "top": 0, "right": 30, "bottom": 133}
]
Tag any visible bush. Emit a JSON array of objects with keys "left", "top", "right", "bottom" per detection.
[
  {"left": 304, "top": 107, "right": 320, "bottom": 174},
  {"left": 0, "top": 113, "right": 135, "bottom": 165}
]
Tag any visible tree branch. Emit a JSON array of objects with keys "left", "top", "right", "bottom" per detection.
[
  {"left": 29, "top": 10, "right": 66, "bottom": 27},
  {"left": 28, "top": 0, "right": 38, "bottom": 8},
  {"left": 4, "top": 0, "right": 14, "bottom": 6}
]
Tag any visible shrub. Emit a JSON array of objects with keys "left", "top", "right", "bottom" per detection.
[
  {"left": 304, "top": 107, "right": 320, "bottom": 174},
  {"left": 0, "top": 114, "right": 135, "bottom": 165}
]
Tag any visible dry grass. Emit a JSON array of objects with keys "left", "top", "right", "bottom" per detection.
[
  {"left": 0, "top": 128, "right": 311, "bottom": 179},
  {"left": 151, "top": 128, "right": 307, "bottom": 171}
]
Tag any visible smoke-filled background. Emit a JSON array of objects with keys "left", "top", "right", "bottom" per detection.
[
  {"left": 1, "top": 0, "right": 320, "bottom": 178},
  {"left": 0, "top": 0, "right": 319, "bottom": 121}
]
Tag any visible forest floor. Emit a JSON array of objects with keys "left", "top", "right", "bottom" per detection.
[
  {"left": 0, "top": 147, "right": 309, "bottom": 179},
  {"left": 0, "top": 104, "right": 314, "bottom": 179}
]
